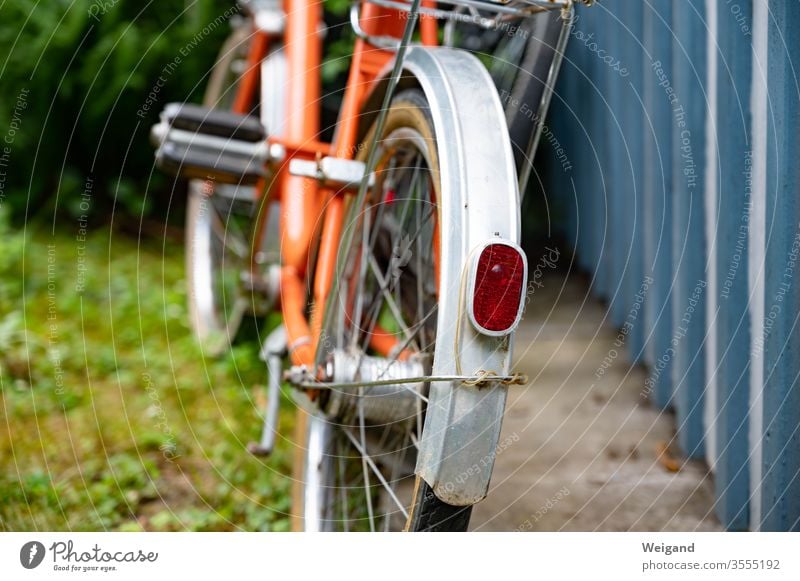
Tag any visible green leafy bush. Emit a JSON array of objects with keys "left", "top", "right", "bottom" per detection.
[{"left": 0, "top": 0, "right": 235, "bottom": 219}]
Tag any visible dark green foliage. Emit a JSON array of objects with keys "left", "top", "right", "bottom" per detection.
[{"left": 0, "top": 0, "right": 236, "bottom": 219}]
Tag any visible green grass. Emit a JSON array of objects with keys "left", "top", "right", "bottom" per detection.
[{"left": 0, "top": 211, "right": 294, "bottom": 531}]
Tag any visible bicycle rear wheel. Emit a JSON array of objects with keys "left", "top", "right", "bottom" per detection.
[{"left": 292, "top": 89, "right": 472, "bottom": 531}]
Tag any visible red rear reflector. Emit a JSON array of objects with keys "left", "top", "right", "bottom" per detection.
[{"left": 469, "top": 242, "right": 527, "bottom": 335}]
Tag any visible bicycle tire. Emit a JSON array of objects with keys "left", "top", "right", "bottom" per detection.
[{"left": 185, "top": 26, "right": 253, "bottom": 356}]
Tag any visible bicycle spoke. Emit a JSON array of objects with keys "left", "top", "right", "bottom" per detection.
[
  {"left": 349, "top": 210, "right": 372, "bottom": 350},
  {"left": 383, "top": 430, "right": 411, "bottom": 531},
  {"left": 343, "top": 426, "right": 410, "bottom": 520},
  {"left": 357, "top": 390, "right": 376, "bottom": 532},
  {"left": 350, "top": 156, "right": 417, "bottom": 352},
  {"left": 415, "top": 198, "right": 427, "bottom": 351},
  {"left": 392, "top": 153, "right": 424, "bottom": 249},
  {"left": 366, "top": 156, "right": 398, "bottom": 252},
  {"left": 210, "top": 208, "right": 249, "bottom": 259},
  {"left": 367, "top": 254, "right": 418, "bottom": 348},
  {"left": 410, "top": 429, "right": 420, "bottom": 450},
  {"left": 357, "top": 204, "right": 437, "bottom": 355},
  {"left": 337, "top": 436, "right": 349, "bottom": 532}
]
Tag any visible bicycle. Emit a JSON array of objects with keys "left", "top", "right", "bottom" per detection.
[{"left": 150, "top": 0, "right": 582, "bottom": 532}]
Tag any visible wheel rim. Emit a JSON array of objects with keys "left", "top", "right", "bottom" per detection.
[
  {"left": 304, "top": 124, "right": 440, "bottom": 531},
  {"left": 186, "top": 21, "right": 252, "bottom": 356},
  {"left": 187, "top": 183, "right": 249, "bottom": 356},
  {"left": 188, "top": 25, "right": 286, "bottom": 356}
]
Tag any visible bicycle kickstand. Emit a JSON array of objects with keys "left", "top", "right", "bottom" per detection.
[{"left": 247, "top": 325, "right": 287, "bottom": 456}]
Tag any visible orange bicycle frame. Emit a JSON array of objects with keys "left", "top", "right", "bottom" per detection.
[{"left": 232, "top": 0, "right": 437, "bottom": 369}]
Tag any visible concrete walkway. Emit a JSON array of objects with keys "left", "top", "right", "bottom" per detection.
[{"left": 471, "top": 272, "right": 723, "bottom": 531}]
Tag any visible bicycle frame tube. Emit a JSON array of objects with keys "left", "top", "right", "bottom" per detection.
[
  {"left": 273, "top": 0, "right": 437, "bottom": 367},
  {"left": 276, "top": 0, "right": 324, "bottom": 365},
  {"left": 233, "top": 29, "right": 270, "bottom": 115},
  {"left": 310, "top": 3, "right": 401, "bottom": 356}
]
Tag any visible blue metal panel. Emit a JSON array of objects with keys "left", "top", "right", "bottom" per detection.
[
  {"left": 588, "top": 1, "right": 612, "bottom": 308},
  {"left": 713, "top": 0, "right": 753, "bottom": 531},
  {"left": 604, "top": 0, "right": 630, "bottom": 328},
  {"left": 611, "top": 2, "right": 631, "bottom": 329},
  {"left": 548, "top": 11, "right": 586, "bottom": 259},
  {"left": 642, "top": 2, "right": 675, "bottom": 408},
  {"left": 580, "top": 4, "right": 603, "bottom": 285},
  {"left": 621, "top": 1, "right": 647, "bottom": 363},
  {"left": 760, "top": 0, "right": 800, "bottom": 532},
  {"left": 670, "top": 2, "right": 707, "bottom": 459},
  {"left": 543, "top": 0, "right": 800, "bottom": 532},
  {"left": 570, "top": 13, "right": 592, "bottom": 274},
  {"left": 582, "top": 3, "right": 611, "bottom": 299},
  {"left": 548, "top": 57, "right": 578, "bottom": 247},
  {"left": 640, "top": 0, "right": 658, "bottom": 367}
]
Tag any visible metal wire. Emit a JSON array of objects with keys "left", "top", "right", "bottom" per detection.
[{"left": 298, "top": 370, "right": 529, "bottom": 390}]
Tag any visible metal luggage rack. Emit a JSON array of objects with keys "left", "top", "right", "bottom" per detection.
[
  {"left": 351, "top": 0, "right": 591, "bottom": 49},
  {"left": 366, "top": 0, "right": 589, "bottom": 23}
]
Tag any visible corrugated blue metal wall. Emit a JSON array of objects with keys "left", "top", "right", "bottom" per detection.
[{"left": 547, "top": 0, "right": 800, "bottom": 531}]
